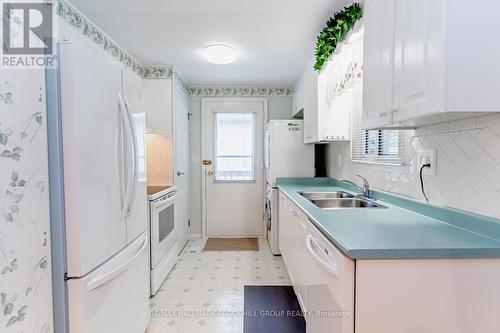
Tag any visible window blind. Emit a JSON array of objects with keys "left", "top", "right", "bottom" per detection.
[{"left": 350, "top": 98, "right": 413, "bottom": 165}]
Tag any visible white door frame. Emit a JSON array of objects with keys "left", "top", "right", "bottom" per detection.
[{"left": 201, "top": 98, "right": 268, "bottom": 237}]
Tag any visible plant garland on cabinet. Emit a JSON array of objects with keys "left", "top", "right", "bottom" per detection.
[{"left": 314, "top": 3, "right": 363, "bottom": 71}]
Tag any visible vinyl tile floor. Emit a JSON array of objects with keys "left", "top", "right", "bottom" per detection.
[{"left": 147, "top": 237, "right": 291, "bottom": 333}]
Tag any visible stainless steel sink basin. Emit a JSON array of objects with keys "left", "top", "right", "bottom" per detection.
[
  {"left": 298, "top": 191, "right": 354, "bottom": 200},
  {"left": 310, "top": 198, "right": 388, "bottom": 209}
]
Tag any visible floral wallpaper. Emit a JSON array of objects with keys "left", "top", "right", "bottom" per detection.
[{"left": 0, "top": 70, "right": 53, "bottom": 332}]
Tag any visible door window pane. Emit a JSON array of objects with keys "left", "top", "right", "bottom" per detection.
[{"left": 214, "top": 112, "right": 256, "bottom": 181}]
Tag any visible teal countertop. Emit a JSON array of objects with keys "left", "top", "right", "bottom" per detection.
[{"left": 277, "top": 177, "right": 500, "bottom": 259}]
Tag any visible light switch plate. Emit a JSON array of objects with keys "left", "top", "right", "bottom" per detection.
[{"left": 416, "top": 149, "right": 437, "bottom": 176}]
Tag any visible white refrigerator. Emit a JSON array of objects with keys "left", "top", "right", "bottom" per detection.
[
  {"left": 58, "top": 32, "right": 149, "bottom": 333},
  {"left": 264, "top": 120, "right": 314, "bottom": 254}
]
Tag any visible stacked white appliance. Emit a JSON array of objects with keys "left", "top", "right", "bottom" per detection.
[
  {"left": 58, "top": 32, "right": 149, "bottom": 333},
  {"left": 264, "top": 120, "right": 314, "bottom": 255}
]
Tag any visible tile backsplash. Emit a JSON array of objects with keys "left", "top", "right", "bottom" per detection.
[
  {"left": 146, "top": 133, "right": 173, "bottom": 186},
  {"left": 329, "top": 113, "right": 500, "bottom": 219}
]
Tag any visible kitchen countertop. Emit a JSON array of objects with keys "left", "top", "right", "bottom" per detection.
[
  {"left": 147, "top": 185, "right": 176, "bottom": 201},
  {"left": 277, "top": 177, "right": 500, "bottom": 259}
]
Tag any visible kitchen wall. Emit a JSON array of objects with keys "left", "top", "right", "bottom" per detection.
[
  {"left": 329, "top": 113, "right": 500, "bottom": 219},
  {"left": 0, "top": 70, "right": 53, "bottom": 332},
  {"left": 188, "top": 95, "right": 293, "bottom": 235}
]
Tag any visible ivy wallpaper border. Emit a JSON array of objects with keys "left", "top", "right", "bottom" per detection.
[
  {"left": 186, "top": 87, "right": 293, "bottom": 97},
  {"left": 56, "top": 0, "right": 145, "bottom": 76},
  {"left": 56, "top": 1, "right": 292, "bottom": 97}
]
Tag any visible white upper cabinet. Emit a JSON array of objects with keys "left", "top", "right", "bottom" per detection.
[
  {"left": 299, "top": 59, "right": 319, "bottom": 143},
  {"left": 362, "top": 0, "right": 396, "bottom": 129},
  {"left": 293, "top": 70, "right": 306, "bottom": 118},
  {"left": 392, "top": 0, "right": 444, "bottom": 123},
  {"left": 297, "top": 56, "right": 352, "bottom": 144},
  {"left": 143, "top": 78, "right": 173, "bottom": 135},
  {"left": 362, "top": 0, "right": 500, "bottom": 129}
]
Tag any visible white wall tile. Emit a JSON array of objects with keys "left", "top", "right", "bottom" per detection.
[
  {"left": 444, "top": 153, "right": 471, "bottom": 183},
  {"left": 468, "top": 129, "right": 482, "bottom": 138},
  {"left": 473, "top": 179, "right": 500, "bottom": 217},
  {"left": 433, "top": 133, "right": 462, "bottom": 160},
  {"left": 475, "top": 128, "right": 500, "bottom": 162},
  {"left": 477, "top": 113, "right": 500, "bottom": 128},
  {"left": 486, "top": 164, "right": 500, "bottom": 190},
  {"left": 455, "top": 131, "right": 483, "bottom": 162},
  {"left": 448, "top": 118, "right": 477, "bottom": 131},
  {"left": 461, "top": 153, "right": 496, "bottom": 186},
  {"left": 329, "top": 113, "right": 500, "bottom": 220}
]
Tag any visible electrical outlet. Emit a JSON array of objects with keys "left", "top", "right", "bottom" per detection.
[{"left": 416, "top": 149, "right": 437, "bottom": 175}]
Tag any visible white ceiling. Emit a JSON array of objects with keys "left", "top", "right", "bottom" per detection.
[{"left": 69, "top": 0, "right": 345, "bottom": 86}]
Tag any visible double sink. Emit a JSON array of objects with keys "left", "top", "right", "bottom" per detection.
[{"left": 298, "top": 191, "right": 387, "bottom": 209}]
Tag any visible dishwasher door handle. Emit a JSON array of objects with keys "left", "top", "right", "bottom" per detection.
[{"left": 306, "top": 234, "right": 338, "bottom": 277}]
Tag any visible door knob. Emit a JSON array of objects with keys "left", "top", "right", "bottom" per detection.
[
  {"left": 177, "top": 171, "right": 185, "bottom": 176},
  {"left": 207, "top": 171, "right": 214, "bottom": 176}
]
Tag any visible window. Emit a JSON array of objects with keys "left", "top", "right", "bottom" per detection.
[
  {"left": 351, "top": 100, "right": 411, "bottom": 165},
  {"left": 364, "top": 130, "right": 400, "bottom": 156},
  {"left": 351, "top": 123, "right": 410, "bottom": 165},
  {"left": 214, "top": 112, "right": 256, "bottom": 181}
]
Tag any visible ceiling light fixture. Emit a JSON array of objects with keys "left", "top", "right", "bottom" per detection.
[{"left": 203, "top": 44, "right": 238, "bottom": 65}]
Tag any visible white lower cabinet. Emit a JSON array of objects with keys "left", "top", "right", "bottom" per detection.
[
  {"left": 279, "top": 190, "right": 500, "bottom": 333},
  {"left": 305, "top": 220, "right": 355, "bottom": 333},
  {"left": 288, "top": 203, "right": 308, "bottom": 312},
  {"left": 278, "top": 192, "right": 355, "bottom": 332}
]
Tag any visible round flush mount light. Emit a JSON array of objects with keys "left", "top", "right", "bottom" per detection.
[{"left": 203, "top": 44, "right": 238, "bottom": 64}]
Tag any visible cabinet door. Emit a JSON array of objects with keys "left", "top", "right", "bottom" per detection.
[
  {"left": 362, "top": 0, "right": 396, "bottom": 129},
  {"left": 278, "top": 193, "right": 290, "bottom": 269},
  {"left": 295, "top": 210, "right": 308, "bottom": 312},
  {"left": 289, "top": 204, "right": 308, "bottom": 311},
  {"left": 393, "top": 0, "right": 444, "bottom": 123},
  {"left": 173, "top": 84, "right": 190, "bottom": 253},
  {"left": 302, "top": 59, "right": 319, "bottom": 143},
  {"left": 143, "top": 79, "right": 173, "bottom": 135},
  {"left": 293, "top": 73, "right": 305, "bottom": 116}
]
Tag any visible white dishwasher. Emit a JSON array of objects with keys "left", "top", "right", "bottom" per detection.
[{"left": 305, "top": 219, "right": 355, "bottom": 333}]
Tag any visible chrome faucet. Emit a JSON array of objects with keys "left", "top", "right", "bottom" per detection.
[{"left": 339, "top": 175, "right": 371, "bottom": 198}]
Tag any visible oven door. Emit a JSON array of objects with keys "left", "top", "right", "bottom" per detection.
[{"left": 150, "top": 194, "right": 177, "bottom": 267}]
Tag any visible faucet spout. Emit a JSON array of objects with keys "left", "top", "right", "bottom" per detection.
[{"left": 339, "top": 175, "right": 371, "bottom": 198}]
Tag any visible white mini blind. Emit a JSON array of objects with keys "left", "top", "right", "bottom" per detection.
[{"left": 351, "top": 102, "right": 413, "bottom": 165}]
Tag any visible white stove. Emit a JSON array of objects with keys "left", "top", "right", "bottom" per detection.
[{"left": 147, "top": 185, "right": 177, "bottom": 296}]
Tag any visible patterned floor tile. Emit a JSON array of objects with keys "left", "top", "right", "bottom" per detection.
[{"left": 148, "top": 237, "right": 290, "bottom": 333}]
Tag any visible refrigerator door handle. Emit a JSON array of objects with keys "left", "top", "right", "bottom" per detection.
[
  {"left": 123, "top": 95, "right": 138, "bottom": 216},
  {"left": 117, "top": 93, "right": 128, "bottom": 217},
  {"left": 85, "top": 233, "right": 147, "bottom": 291},
  {"left": 118, "top": 92, "right": 135, "bottom": 218}
]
